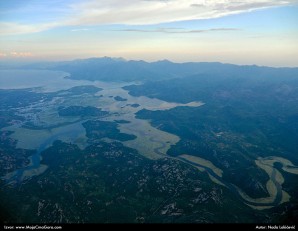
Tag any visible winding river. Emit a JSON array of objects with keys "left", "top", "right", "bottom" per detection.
[{"left": 176, "top": 155, "right": 298, "bottom": 210}]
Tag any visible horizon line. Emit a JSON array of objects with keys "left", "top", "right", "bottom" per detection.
[{"left": 0, "top": 56, "right": 298, "bottom": 69}]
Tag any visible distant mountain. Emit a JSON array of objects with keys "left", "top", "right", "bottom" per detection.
[
  {"left": 51, "top": 57, "right": 178, "bottom": 81},
  {"left": 18, "top": 57, "right": 298, "bottom": 82}
]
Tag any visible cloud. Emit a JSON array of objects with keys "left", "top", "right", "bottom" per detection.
[
  {"left": 68, "top": 0, "right": 295, "bottom": 25},
  {"left": 10, "top": 51, "right": 33, "bottom": 57},
  {"left": 0, "top": 22, "right": 59, "bottom": 36},
  {"left": 0, "top": 51, "right": 33, "bottom": 58},
  {"left": 190, "top": 3, "right": 206, "bottom": 8},
  {"left": 0, "top": 0, "right": 297, "bottom": 35},
  {"left": 71, "top": 28, "right": 90, "bottom": 32},
  {"left": 116, "top": 27, "right": 240, "bottom": 34},
  {"left": 0, "top": 22, "right": 40, "bottom": 35},
  {"left": 0, "top": 52, "right": 7, "bottom": 57}
]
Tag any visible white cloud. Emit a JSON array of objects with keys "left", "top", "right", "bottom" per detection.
[
  {"left": 68, "top": 0, "right": 296, "bottom": 25},
  {"left": 0, "top": 22, "right": 60, "bottom": 36},
  {"left": 0, "top": 0, "right": 297, "bottom": 35},
  {"left": 0, "top": 22, "right": 40, "bottom": 35},
  {"left": 10, "top": 51, "right": 33, "bottom": 57},
  {"left": 0, "top": 51, "right": 33, "bottom": 58},
  {"left": 71, "top": 28, "right": 90, "bottom": 32},
  {"left": 0, "top": 52, "right": 7, "bottom": 57},
  {"left": 116, "top": 27, "right": 240, "bottom": 33}
]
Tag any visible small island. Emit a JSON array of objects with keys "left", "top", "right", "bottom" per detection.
[
  {"left": 66, "top": 85, "right": 102, "bottom": 95},
  {"left": 58, "top": 106, "right": 109, "bottom": 117},
  {"left": 130, "top": 103, "right": 140, "bottom": 108},
  {"left": 114, "top": 96, "right": 127, "bottom": 102},
  {"left": 83, "top": 120, "right": 136, "bottom": 141},
  {"left": 115, "top": 120, "right": 130, "bottom": 124}
]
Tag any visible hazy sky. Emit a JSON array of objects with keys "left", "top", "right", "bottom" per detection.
[{"left": 0, "top": 0, "right": 298, "bottom": 66}]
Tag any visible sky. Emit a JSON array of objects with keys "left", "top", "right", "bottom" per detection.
[{"left": 0, "top": 0, "right": 298, "bottom": 67}]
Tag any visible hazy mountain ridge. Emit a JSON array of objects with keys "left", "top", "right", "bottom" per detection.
[
  {"left": 49, "top": 58, "right": 298, "bottom": 82},
  {"left": 3, "top": 57, "right": 298, "bottom": 82}
]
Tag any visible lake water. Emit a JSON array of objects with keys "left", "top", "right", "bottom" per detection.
[
  {"left": 0, "top": 69, "right": 97, "bottom": 92},
  {"left": 1, "top": 69, "right": 204, "bottom": 184}
]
